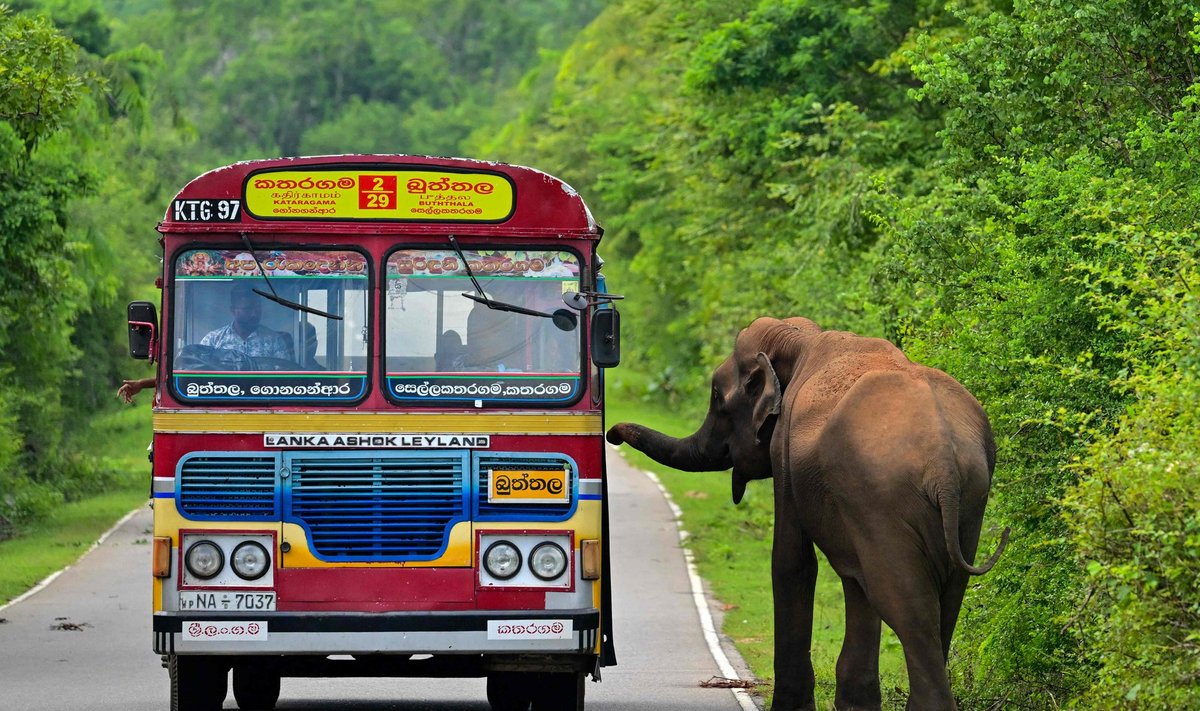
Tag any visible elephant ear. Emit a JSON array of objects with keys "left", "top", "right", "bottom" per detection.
[{"left": 747, "top": 351, "right": 782, "bottom": 446}]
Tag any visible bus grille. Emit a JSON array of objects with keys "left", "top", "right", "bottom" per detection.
[
  {"left": 289, "top": 455, "right": 466, "bottom": 561},
  {"left": 178, "top": 455, "right": 278, "bottom": 518}
]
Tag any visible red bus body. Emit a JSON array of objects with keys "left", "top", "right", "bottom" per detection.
[{"left": 140, "top": 156, "right": 617, "bottom": 711}]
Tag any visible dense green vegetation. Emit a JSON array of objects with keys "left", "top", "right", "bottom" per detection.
[
  {"left": 0, "top": 2, "right": 159, "bottom": 534},
  {"left": 483, "top": 2, "right": 1200, "bottom": 706},
  {"left": 2, "top": 0, "right": 1198, "bottom": 707},
  {"left": 0, "top": 0, "right": 604, "bottom": 529}
]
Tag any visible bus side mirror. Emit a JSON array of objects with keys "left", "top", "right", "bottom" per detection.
[
  {"left": 128, "top": 301, "right": 158, "bottom": 361},
  {"left": 590, "top": 309, "right": 620, "bottom": 368}
]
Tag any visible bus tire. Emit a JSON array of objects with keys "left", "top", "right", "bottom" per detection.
[
  {"left": 232, "top": 661, "right": 281, "bottom": 710},
  {"left": 169, "top": 654, "right": 228, "bottom": 711},
  {"left": 487, "top": 672, "right": 533, "bottom": 711},
  {"left": 531, "top": 671, "right": 585, "bottom": 711}
]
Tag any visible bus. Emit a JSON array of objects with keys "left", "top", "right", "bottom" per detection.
[{"left": 127, "top": 155, "right": 620, "bottom": 711}]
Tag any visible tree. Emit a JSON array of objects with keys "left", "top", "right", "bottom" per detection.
[
  {"left": 886, "top": 1, "right": 1200, "bottom": 704},
  {"left": 0, "top": 5, "right": 86, "bottom": 151}
]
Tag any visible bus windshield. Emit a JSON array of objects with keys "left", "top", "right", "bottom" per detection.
[
  {"left": 385, "top": 248, "right": 583, "bottom": 406},
  {"left": 170, "top": 249, "right": 369, "bottom": 403}
]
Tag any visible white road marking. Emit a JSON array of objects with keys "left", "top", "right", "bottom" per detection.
[
  {"left": 633, "top": 458, "right": 761, "bottom": 711},
  {"left": 0, "top": 506, "right": 144, "bottom": 613}
]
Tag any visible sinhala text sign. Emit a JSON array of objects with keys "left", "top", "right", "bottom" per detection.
[{"left": 243, "top": 168, "right": 516, "bottom": 222}]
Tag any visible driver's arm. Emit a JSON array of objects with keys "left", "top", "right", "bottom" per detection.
[{"left": 272, "top": 332, "right": 295, "bottom": 361}]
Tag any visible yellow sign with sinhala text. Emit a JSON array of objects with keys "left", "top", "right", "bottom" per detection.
[
  {"left": 488, "top": 469, "right": 570, "bottom": 504},
  {"left": 244, "top": 169, "right": 515, "bottom": 221}
]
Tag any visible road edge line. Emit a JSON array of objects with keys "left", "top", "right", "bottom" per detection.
[
  {"left": 0, "top": 506, "right": 143, "bottom": 613},
  {"left": 636, "top": 463, "right": 761, "bottom": 711}
]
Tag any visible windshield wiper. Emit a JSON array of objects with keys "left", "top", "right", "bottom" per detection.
[
  {"left": 447, "top": 236, "right": 577, "bottom": 331},
  {"left": 240, "top": 233, "right": 342, "bottom": 321}
]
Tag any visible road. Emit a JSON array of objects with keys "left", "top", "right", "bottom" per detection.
[{"left": 0, "top": 448, "right": 757, "bottom": 711}]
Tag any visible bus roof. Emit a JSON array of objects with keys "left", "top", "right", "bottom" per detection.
[{"left": 160, "top": 155, "right": 599, "bottom": 237}]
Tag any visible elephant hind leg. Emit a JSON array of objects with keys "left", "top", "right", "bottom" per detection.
[
  {"left": 834, "top": 577, "right": 882, "bottom": 711},
  {"left": 859, "top": 556, "right": 957, "bottom": 711},
  {"left": 938, "top": 571, "right": 970, "bottom": 663}
]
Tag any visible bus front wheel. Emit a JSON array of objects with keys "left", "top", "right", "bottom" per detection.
[
  {"left": 487, "top": 672, "right": 533, "bottom": 711},
  {"left": 532, "top": 671, "right": 585, "bottom": 711},
  {"left": 232, "top": 661, "right": 281, "bottom": 710},
  {"left": 169, "top": 654, "right": 228, "bottom": 711}
]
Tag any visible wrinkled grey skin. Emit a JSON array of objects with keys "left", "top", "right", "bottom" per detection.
[{"left": 607, "top": 317, "right": 1008, "bottom": 711}]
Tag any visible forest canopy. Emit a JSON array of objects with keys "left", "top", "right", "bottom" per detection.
[{"left": 2, "top": 0, "right": 1198, "bottom": 706}]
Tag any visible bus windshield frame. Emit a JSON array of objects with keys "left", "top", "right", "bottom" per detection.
[
  {"left": 382, "top": 245, "right": 585, "bottom": 408},
  {"left": 167, "top": 246, "right": 372, "bottom": 406}
]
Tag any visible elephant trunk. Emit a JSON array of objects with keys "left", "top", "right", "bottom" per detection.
[{"left": 606, "top": 422, "right": 729, "bottom": 472}]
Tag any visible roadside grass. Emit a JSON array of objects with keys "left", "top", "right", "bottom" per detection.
[
  {"left": 606, "top": 371, "right": 908, "bottom": 710},
  {"left": 0, "top": 401, "right": 153, "bottom": 606}
]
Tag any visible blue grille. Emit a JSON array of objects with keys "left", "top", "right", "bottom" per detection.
[
  {"left": 288, "top": 454, "right": 466, "bottom": 561},
  {"left": 476, "top": 455, "right": 575, "bottom": 520},
  {"left": 178, "top": 455, "right": 278, "bottom": 519}
]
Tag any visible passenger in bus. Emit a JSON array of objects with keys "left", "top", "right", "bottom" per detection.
[
  {"left": 117, "top": 376, "right": 156, "bottom": 403},
  {"left": 299, "top": 322, "right": 325, "bottom": 370},
  {"left": 466, "top": 303, "right": 522, "bottom": 371},
  {"left": 201, "top": 282, "right": 295, "bottom": 360},
  {"left": 541, "top": 330, "right": 577, "bottom": 373},
  {"left": 436, "top": 330, "right": 468, "bottom": 371}
]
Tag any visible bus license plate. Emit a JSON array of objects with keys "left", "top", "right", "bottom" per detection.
[{"left": 179, "top": 591, "right": 276, "bottom": 612}]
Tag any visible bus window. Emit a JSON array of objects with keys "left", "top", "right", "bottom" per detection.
[
  {"left": 171, "top": 249, "right": 369, "bottom": 403},
  {"left": 385, "top": 249, "right": 583, "bottom": 405}
]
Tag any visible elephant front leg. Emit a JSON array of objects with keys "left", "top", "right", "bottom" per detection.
[
  {"left": 770, "top": 507, "right": 818, "bottom": 711},
  {"left": 834, "top": 577, "right": 882, "bottom": 711}
]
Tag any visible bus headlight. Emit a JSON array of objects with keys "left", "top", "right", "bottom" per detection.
[
  {"left": 483, "top": 540, "right": 522, "bottom": 580},
  {"left": 184, "top": 540, "right": 224, "bottom": 580},
  {"left": 529, "top": 542, "right": 568, "bottom": 581},
  {"left": 231, "top": 541, "right": 270, "bottom": 581}
]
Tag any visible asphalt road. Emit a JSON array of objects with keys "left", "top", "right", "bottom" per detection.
[{"left": 0, "top": 447, "right": 756, "bottom": 711}]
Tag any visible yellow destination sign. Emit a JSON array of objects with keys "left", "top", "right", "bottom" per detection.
[
  {"left": 244, "top": 169, "right": 515, "bottom": 221},
  {"left": 488, "top": 469, "right": 570, "bottom": 504}
]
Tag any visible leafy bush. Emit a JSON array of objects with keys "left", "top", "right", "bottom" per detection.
[
  {"left": 1068, "top": 371, "right": 1200, "bottom": 707},
  {"left": 1063, "top": 185, "right": 1200, "bottom": 705}
]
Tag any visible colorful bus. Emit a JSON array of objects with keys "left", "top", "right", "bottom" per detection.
[{"left": 127, "top": 155, "right": 621, "bottom": 711}]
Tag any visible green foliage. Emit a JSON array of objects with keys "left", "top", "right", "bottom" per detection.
[
  {"left": 115, "top": 0, "right": 604, "bottom": 158},
  {"left": 482, "top": 0, "right": 948, "bottom": 410},
  {"left": 0, "top": 6, "right": 87, "bottom": 150},
  {"left": 490, "top": 0, "right": 1200, "bottom": 707},
  {"left": 0, "top": 2, "right": 162, "bottom": 533},
  {"left": 1067, "top": 373, "right": 1200, "bottom": 708},
  {"left": 877, "top": 0, "right": 1200, "bottom": 705},
  {"left": 1060, "top": 134, "right": 1200, "bottom": 706},
  {"left": 0, "top": 396, "right": 152, "bottom": 602}
]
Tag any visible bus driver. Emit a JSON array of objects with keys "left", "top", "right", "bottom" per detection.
[{"left": 201, "top": 282, "right": 294, "bottom": 360}]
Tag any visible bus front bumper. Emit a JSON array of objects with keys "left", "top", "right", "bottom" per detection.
[{"left": 152, "top": 609, "right": 599, "bottom": 656}]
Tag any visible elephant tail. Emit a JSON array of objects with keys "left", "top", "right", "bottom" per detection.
[{"left": 939, "top": 487, "right": 1011, "bottom": 576}]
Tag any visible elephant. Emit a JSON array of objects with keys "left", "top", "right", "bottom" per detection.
[{"left": 606, "top": 317, "right": 1009, "bottom": 711}]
